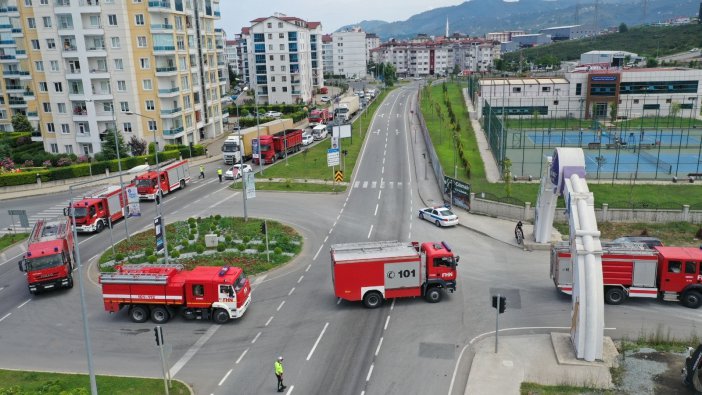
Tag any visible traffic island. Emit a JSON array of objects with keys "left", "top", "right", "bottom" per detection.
[{"left": 98, "top": 215, "right": 302, "bottom": 274}]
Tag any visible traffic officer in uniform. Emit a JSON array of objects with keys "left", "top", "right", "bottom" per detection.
[
  {"left": 274, "top": 356, "right": 286, "bottom": 392},
  {"left": 217, "top": 167, "right": 223, "bottom": 182}
]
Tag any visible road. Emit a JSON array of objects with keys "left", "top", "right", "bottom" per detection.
[{"left": 0, "top": 82, "right": 701, "bottom": 395}]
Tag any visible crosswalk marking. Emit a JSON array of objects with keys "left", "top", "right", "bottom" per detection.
[
  {"left": 353, "top": 180, "right": 406, "bottom": 190},
  {"left": 389, "top": 182, "right": 394, "bottom": 189},
  {"left": 371, "top": 181, "right": 377, "bottom": 189},
  {"left": 354, "top": 181, "right": 360, "bottom": 188},
  {"left": 362, "top": 181, "right": 368, "bottom": 188},
  {"left": 380, "top": 181, "right": 385, "bottom": 189}
]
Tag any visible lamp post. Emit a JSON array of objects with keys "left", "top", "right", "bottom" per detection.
[
  {"left": 237, "top": 88, "right": 248, "bottom": 221},
  {"left": 252, "top": 87, "right": 264, "bottom": 175},
  {"left": 126, "top": 111, "right": 170, "bottom": 262},
  {"left": 111, "top": 103, "right": 130, "bottom": 241}
]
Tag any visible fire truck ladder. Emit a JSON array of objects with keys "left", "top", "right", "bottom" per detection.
[
  {"left": 28, "top": 218, "right": 68, "bottom": 243},
  {"left": 100, "top": 263, "right": 184, "bottom": 284}
]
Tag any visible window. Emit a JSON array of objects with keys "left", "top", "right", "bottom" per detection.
[
  {"left": 61, "top": 124, "right": 70, "bottom": 134},
  {"left": 117, "top": 80, "right": 126, "bottom": 91},
  {"left": 541, "top": 87, "right": 551, "bottom": 92},
  {"left": 192, "top": 284, "right": 204, "bottom": 297},
  {"left": 39, "top": 82, "right": 48, "bottom": 92},
  {"left": 120, "top": 101, "right": 129, "bottom": 112},
  {"left": 279, "top": 33, "right": 284, "bottom": 39},
  {"left": 54, "top": 82, "right": 63, "bottom": 92},
  {"left": 57, "top": 103, "right": 66, "bottom": 113},
  {"left": 114, "top": 58, "right": 123, "bottom": 70},
  {"left": 271, "top": 87, "right": 276, "bottom": 92},
  {"left": 27, "top": 18, "right": 36, "bottom": 29},
  {"left": 103, "top": 102, "right": 113, "bottom": 112},
  {"left": 50, "top": 60, "right": 59, "bottom": 71},
  {"left": 108, "top": 15, "right": 117, "bottom": 26},
  {"left": 279, "top": 44, "right": 284, "bottom": 50},
  {"left": 140, "top": 58, "right": 150, "bottom": 69},
  {"left": 267, "top": 33, "right": 272, "bottom": 39},
  {"left": 42, "top": 16, "right": 52, "bottom": 28},
  {"left": 47, "top": 123, "right": 55, "bottom": 133},
  {"left": 512, "top": 87, "right": 521, "bottom": 93},
  {"left": 278, "top": 22, "right": 283, "bottom": 28},
  {"left": 148, "top": 120, "right": 157, "bottom": 131},
  {"left": 25, "top": 0, "right": 33, "bottom": 6},
  {"left": 39, "top": 0, "right": 48, "bottom": 4},
  {"left": 50, "top": 143, "right": 59, "bottom": 153},
  {"left": 111, "top": 37, "right": 120, "bottom": 48},
  {"left": 266, "top": 22, "right": 272, "bottom": 28},
  {"left": 42, "top": 102, "right": 51, "bottom": 112},
  {"left": 46, "top": 39, "right": 55, "bottom": 49},
  {"left": 123, "top": 122, "right": 132, "bottom": 132},
  {"left": 668, "top": 261, "right": 682, "bottom": 274},
  {"left": 145, "top": 100, "right": 155, "bottom": 110},
  {"left": 282, "top": 76, "right": 286, "bottom": 82},
  {"left": 270, "top": 65, "right": 274, "bottom": 72},
  {"left": 685, "top": 261, "right": 698, "bottom": 274},
  {"left": 135, "top": 14, "right": 144, "bottom": 26},
  {"left": 282, "top": 87, "right": 287, "bottom": 92},
  {"left": 280, "top": 55, "right": 285, "bottom": 61},
  {"left": 31, "top": 40, "right": 40, "bottom": 50},
  {"left": 64, "top": 144, "right": 73, "bottom": 154},
  {"left": 142, "top": 79, "right": 152, "bottom": 90},
  {"left": 137, "top": 36, "right": 147, "bottom": 47},
  {"left": 271, "top": 76, "right": 275, "bottom": 82}
]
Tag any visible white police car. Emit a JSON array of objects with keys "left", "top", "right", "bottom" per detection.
[{"left": 418, "top": 206, "right": 459, "bottom": 227}]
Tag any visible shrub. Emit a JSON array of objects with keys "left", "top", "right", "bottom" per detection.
[
  {"left": 171, "top": 250, "right": 181, "bottom": 258},
  {"left": 224, "top": 235, "right": 232, "bottom": 243},
  {"left": 189, "top": 221, "right": 197, "bottom": 229},
  {"left": 257, "top": 244, "right": 265, "bottom": 252},
  {"left": 188, "top": 233, "right": 195, "bottom": 240},
  {"left": 187, "top": 217, "right": 196, "bottom": 224},
  {"left": 214, "top": 214, "right": 222, "bottom": 220},
  {"left": 237, "top": 244, "right": 246, "bottom": 251},
  {"left": 147, "top": 255, "right": 157, "bottom": 263},
  {"left": 216, "top": 244, "right": 225, "bottom": 252},
  {"left": 181, "top": 240, "right": 189, "bottom": 248},
  {"left": 274, "top": 247, "right": 283, "bottom": 255},
  {"left": 145, "top": 247, "right": 154, "bottom": 257},
  {"left": 115, "top": 253, "right": 124, "bottom": 261},
  {"left": 243, "top": 235, "right": 251, "bottom": 244},
  {"left": 196, "top": 244, "right": 205, "bottom": 254}
]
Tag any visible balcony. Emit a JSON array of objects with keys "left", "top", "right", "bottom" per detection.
[
  {"left": 0, "top": 6, "right": 19, "bottom": 17},
  {"left": 0, "top": 54, "right": 17, "bottom": 63},
  {"left": 161, "top": 107, "right": 182, "bottom": 117},
  {"left": 148, "top": 0, "right": 171, "bottom": 10},
  {"left": 158, "top": 87, "right": 180, "bottom": 97},
  {"left": 162, "top": 126, "right": 184, "bottom": 136},
  {"left": 76, "top": 132, "right": 92, "bottom": 142},
  {"left": 86, "top": 47, "right": 107, "bottom": 57},
  {"left": 23, "top": 90, "right": 35, "bottom": 98},
  {"left": 15, "top": 50, "right": 26, "bottom": 59},
  {"left": 151, "top": 23, "right": 173, "bottom": 31},
  {"left": 31, "top": 130, "right": 42, "bottom": 142},
  {"left": 5, "top": 84, "right": 22, "bottom": 93},
  {"left": 68, "top": 91, "right": 86, "bottom": 101},
  {"left": 27, "top": 111, "right": 39, "bottom": 120},
  {"left": 153, "top": 45, "right": 176, "bottom": 54},
  {"left": 11, "top": 28, "right": 22, "bottom": 37},
  {"left": 91, "top": 89, "right": 112, "bottom": 100},
  {"left": 155, "top": 66, "right": 177, "bottom": 76},
  {"left": 0, "top": 39, "right": 14, "bottom": 47},
  {"left": 78, "top": 0, "right": 100, "bottom": 11},
  {"left": 8, "top": 97, "right": 26, "bottom": 107},
  {"left": 55, "top": 0, "right": 71, "bottom": 6},
  {"left": 88, "top": 68, "right": 109, "bottom": 79}
]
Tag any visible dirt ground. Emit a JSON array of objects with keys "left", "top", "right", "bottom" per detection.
[{"left": 619, "top": 348, "right": 700, "bottom": 394}]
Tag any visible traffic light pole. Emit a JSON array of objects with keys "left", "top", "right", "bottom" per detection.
[{"left": 495, "top": 293, "right": 501, "bottom": 353}]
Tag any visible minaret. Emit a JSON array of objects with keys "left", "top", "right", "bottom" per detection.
[{"left": 446, "top": 17, "right": 449, "bottom": 37}]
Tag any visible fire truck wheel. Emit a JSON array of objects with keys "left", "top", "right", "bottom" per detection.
[
  {"left": 604, "top": 287, "right": 626, "bottom": 305},
  {"left": 362, "top": 291, "right": 383, "bottom": 308},
  {"left": 425, "top": 288, "right": 442, "bottom": 303},
  {"left": 681, "top": 291, "right": 702, "bottom": 309},
  {"left": 180, "top": 180, "right": 186, "bottom": 189},
  {"left": 129, "top": 305, "right": 150, "bottom": 323},
  {"left": 95, "top": 220, "right": 104, "bottom": 233},
  {"left": 151, "top": 306, "right": 170, "bottom": 324},
  {"left": 66, "top": 274, "right": 74, "bottom": 289},
  {"left": 212, "top": 308, "right": 229, "bottom": 324}
]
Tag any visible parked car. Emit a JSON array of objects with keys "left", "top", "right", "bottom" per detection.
[
  {"left": 302, "top": 133, "right": 314, "bottom": 146},
  {"left": 418, "top": 206, "right": 459, "bottom": 227},
  {"left": 612, "top": 236, "right": 663, "bottom": 249},
  {"left": 320, "top": 96, "right": 330, "bottom": 102},
  {"left": 224, "top": 164, "right": 253, "bottom": 180},
  {"left": 263, "top": 111, "right": 282, "bottom": 118}
]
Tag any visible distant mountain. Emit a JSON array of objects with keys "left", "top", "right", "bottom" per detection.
[{"left": 338, "top": 0, "right": 700, "bottom": 40}]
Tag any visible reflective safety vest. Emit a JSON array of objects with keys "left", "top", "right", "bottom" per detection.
[
  {"left": 274, "top": 361, "right": 283, "bottom": 375},
  {"left": 217, "top": 168, "right": 222, "bottom": 175}
]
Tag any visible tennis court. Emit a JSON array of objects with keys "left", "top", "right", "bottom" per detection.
[
  {"left": 525, "top": 130, "right": 702, "bottom": 147},
  {"left": 583, "top": 152, "right": 702, "bottom": 175}
]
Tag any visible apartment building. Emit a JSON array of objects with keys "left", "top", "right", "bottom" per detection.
[
  {"left": 365, "top": 32, "right": 379, "bottom": 61},
  {"left": 321, "top": 33, "right": 332, "bottom": 76},
  {"left": 0, "top": 0, "right": 226, "bottom": 157},
  {"left": 331, "top": 28, "right": 366, "bottom": 79},
  {"left": 242, "top": 14, "right": 323, "bottom": 105}
]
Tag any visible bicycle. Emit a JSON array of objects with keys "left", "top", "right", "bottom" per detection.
[{"left": 514, "top": 222, "right": 524, "bottom": 245}]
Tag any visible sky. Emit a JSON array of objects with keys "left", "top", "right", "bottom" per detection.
[{"left": 217, "top": 0, "right": 464, "bottom": 36}]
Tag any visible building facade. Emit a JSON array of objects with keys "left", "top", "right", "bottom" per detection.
[
  {"left": 331, "top": 28, "right": 366, "bottom": 79},
  {"left": 365, "top": 32, "right": 379, "bottom": 61},
  {"left": 321, "top": 33, "right": 332, "bottom": 76},
  {"left": 1, "top": 0, "right": 227, "bottom": 157},
  {"left": 243, "top": 15, "right": 322, "bottom": 104}
]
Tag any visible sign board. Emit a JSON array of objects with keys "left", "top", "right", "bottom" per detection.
[
  {"left": 244, "top": 172, "right": 255, "bottom": 199},
  {"left": 252, "top": 139, "right": 260, "bottom": 160},
  {"left": 335, "top": 170, "right": 344, "bottom": 182},
  {"left": 7, "top": 209, "right": 29, "bottom": 228},
  {"left": 444, "top": 176, "right": 471, "bottom": 211},
  {"left": 126, "top": 186, "right": 141, "bottom": 217},
  {"left": 332, "top": 124, "right": 352, "bottom": 139},
  {"left": 154, "top": 216, "right": 165, "bottom": 253},
  {"left": 327, "top": 148, "right": 340, "bottom": 167},
  {"left": 331, "top": 135, "right": 340, "bottom": 150},
  {"left": 384, "top": 261, "right": 421, "bottom": 289}
]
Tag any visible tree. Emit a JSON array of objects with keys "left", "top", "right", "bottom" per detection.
[
  {"left": 609, "top": 102, "right": 618, "bottom": 123},
  {"left": 646, "top": 58, "right": 659, "bottom": 67},
  {"left": 618, "top": 23, "right": 628, "bottom": 33},
  {"left": 11, "top": 113, "right": 33, "bottom": 133},
  {"left": 100, "top": 129, "right": 128, "bottom": 160},
  {"left": 451, "top": 64, "right": 462, "bottom": 78},
  {"left": 127, "top": 135, "right": 147, "bottom": 156},
  {"left": 228, "top": 67, "right": 239, "bottom": 91}
]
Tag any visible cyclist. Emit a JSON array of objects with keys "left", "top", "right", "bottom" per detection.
[{"left": 514, "top": 221, "right": 524, "bottom": 243}]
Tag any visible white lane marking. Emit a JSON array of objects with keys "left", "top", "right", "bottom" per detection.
[
  {"left": 235, "top": 348, "right": 248, "bottom": 364},
  {"left": 252, "top": 274, "right": 268, "bottom": 287},
  {"left": 354, "top": 181, "right": 360, "bottom": 188},
  {"left": 374, "top": 204, "right": 378, "bottom": 216},
  {"left": 0, "top": 287, "right": 4, "bottom": 292},
  {"left": 313, "top": 245, "right": 323, "bottom": 261},
  {"left": 375, "top": 337, "right": 383, "bottom": 356},
  {"left": 382, "top": 157, "right": 385, "bottom": 165},
  {"left": 337, "top": 298, "right": 342, "bottom": 305},
  {"left": 297, "top": 275, "right": 304, "bottom": 284},
  {"left": 378, "top": 190, "right": 382, "bottom": 199},
  {"left": 384, "top": 315, "right": 390, "bottom": 331},
  {"left": 0, "top": 313, "right": 10, "bottom": 322},
  {"left": 276, "top": 301, "right": 285, "bottom": 311},
  {"left": 251, "top": 332, "right": 261, "bottom": 344},
  {"left": 211, "top": 191, "right": 238, "bottom": 208},
  {"left": 170, "top": 325, "right": 220, "bottom": 377},
  {"left": 286, "top": 386, "right": 294, "bottom": 395},
  {"left": 391, "top": 299, "right": 395, "bottom": 311},
  {"left": 305, "top": 264, "right": 311, "bottom": 272},
  {"left": 288, "top": 287, "right": 295, "bottom": 296},
  {"left": 367, "top": 225, "right": 373, "bottom": 239},
  {"left": 366, "top": 363, "right": 374, "bottom": 382},
  {"left": 336, "top": 214, "right": 340, "bottom": 221},
  {"left": 265, "top": 316, "right": 274, "bottom": 326},
  {"left": 218, "top": 369, "right": 232, "bottom": 386},
  {"left": 381, "top": 166, "right": 384, "bottom": 174},
  {"left": 324, "top": 236, "right": 328, "bottom": 243},
  {"left": 306, "top": 322, "right": 329, "bottom": 361},
  {"left": 362, "top": 181, "right": 368, "bottom": 188},
  {"left": 17, "top": 299, "right": 31, "bottom": 309},
  {"left": 371, "top": 181, "right": 376, "bottom": 189}
]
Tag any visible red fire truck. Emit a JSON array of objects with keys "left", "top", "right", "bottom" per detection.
[
  {"left": 253, "top": 129, "right": 303, "bottom": 165},
  {"left": 100, "top": 264, "right": 252, "bottom": 324},
  {"left": 69, "top": 184, "right": 131, "bottom": 233},
  {"left": 551, "top": 242, "right": 702, "bottom": 308},
  {"left": 134, "top": 159, "right": 190, "bottom": 201},
  {"left": 18, "top": 217, "right": 75, "bottom": 294},
  {"left": 331, "top": 240, "right": 459, "bottom": 308},
  {"left": 308, "top": 108, "right": 332, "bottom": 126}
]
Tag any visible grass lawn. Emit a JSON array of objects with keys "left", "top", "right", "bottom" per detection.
[
  {"left": 520, "top": 382, "right": 616, "bottom": 395},
  {"left": 616, "top": 115, "right": 702, "bottom": 129},
  {"left": 504, "top": 117, "right": 591, "bottom": 130},
  {"left": 230, "top": 180, "right": 347, "bottom": 193},
  {"left": 261, "top": 89, "right": 390, "bottom": 181},
  {"left": 554, "top": 221, "right": 702, "bottom": 247},
  {"left": 0, "top": 233, "right": 27, "bottom": 251},
  {"left": 0, "top": 370, "right": 189, "bottom": 395}
]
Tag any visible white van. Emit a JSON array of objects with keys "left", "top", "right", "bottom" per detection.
[{"left": 312, "top": 124, "right": 328, "bottom": 140}]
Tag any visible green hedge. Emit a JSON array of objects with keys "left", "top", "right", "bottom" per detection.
[{"left": 0, "top": 147, "right": 204, "bottom": 187}]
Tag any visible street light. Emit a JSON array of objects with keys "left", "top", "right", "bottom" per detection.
[
  {"left": 126, "top": 111, "right": 170, "bottom": 262},
  {"left": 237, "top": 88, "right": 248, "bottom": 221},
  {"left": 251, "top": 86, "right": 264, "bottom": 176}
]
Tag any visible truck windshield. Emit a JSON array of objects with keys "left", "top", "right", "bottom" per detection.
[
  {"left": 73, "top": 207, "right": 88, "bottom": 218},
  {"left": 26, "top": 254, "right": 63, "bottom": 271},
  {"left": 434, "top": 256, "right": 456, "bottom": 268},
  {"left": 222, "top": 143, "right": 239, "bottom": 152},
  {"left": 136, "top": 178, "right": 155, "bottom": 187},
  {"left": 234, "top": 273, "right": 247, "bottom": 291},
  {"left": 260, "top": 144, "right": 272, "bottom": 151}
]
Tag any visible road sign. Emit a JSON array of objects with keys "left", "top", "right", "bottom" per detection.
[
  {"left": 335, "top": 170, "right": 344, "bottom": 182},
  {"left": 244, "top": 172, "right": 255, "bottom": 199},
  {"left": 327, "top": 148, "right": 340, "bottom": 167},
  {"left": 7, "top": 209, "right": 29, "bottom": 228},
  {"left": 154, "top": 216, "right": 165, "bottom": 253},
  {"left": 126, "top": 186, "right": 141, "bottom": 217}
]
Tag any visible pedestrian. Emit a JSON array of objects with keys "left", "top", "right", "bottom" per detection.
[
  {"left": 199, "top": 164, "right": 205, "bottom": 179},
  {"left": 217, "top": 168, "right": 223, "bottom": 182},
  {"left": 274, "top": 356, "right": 286, "bottom": 392}
]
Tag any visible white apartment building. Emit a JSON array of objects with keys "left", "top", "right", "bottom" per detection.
[
  {"left": 365, "top": 32, "right": 379, "bottom": 61},
  {"left": 243, "top": 15, "right": 322, "bottom": 104},
  {"left": 1, "top": 0, "right": 226, "bottom": 157},
  {"left": 321, "top": 34, "right": 332, "bottom": 76},
  {"left": 331, "top": 28, "right": 366, "bottom": 79}
]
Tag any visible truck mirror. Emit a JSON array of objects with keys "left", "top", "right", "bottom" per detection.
[
  {"left": 455, "top": 256, "right": 460, "bottom": 263},
  {"left": 18, "top": 260, "right": 24, "bottom": 272},
  {"left": 63, "top": 207, "right": 70, "bottom": 216},
  {"left": 229, "top": 288, "right": 234, "bottom": 297}
]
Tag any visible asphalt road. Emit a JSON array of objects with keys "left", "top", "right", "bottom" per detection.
[{"left": 1, "top": 82, "right": 701, "bottom": 395}]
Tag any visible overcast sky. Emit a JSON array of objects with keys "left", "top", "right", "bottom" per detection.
[{"left": 217, "top": 0, "right": 464, "bottom": 36}]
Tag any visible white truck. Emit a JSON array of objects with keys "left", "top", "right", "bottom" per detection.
[
  {"left": 335, "top": 95, "right": 360, "bottom": 123},
  {"left": 222, "top": 135, "right": 241, "bottom": 165}
]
